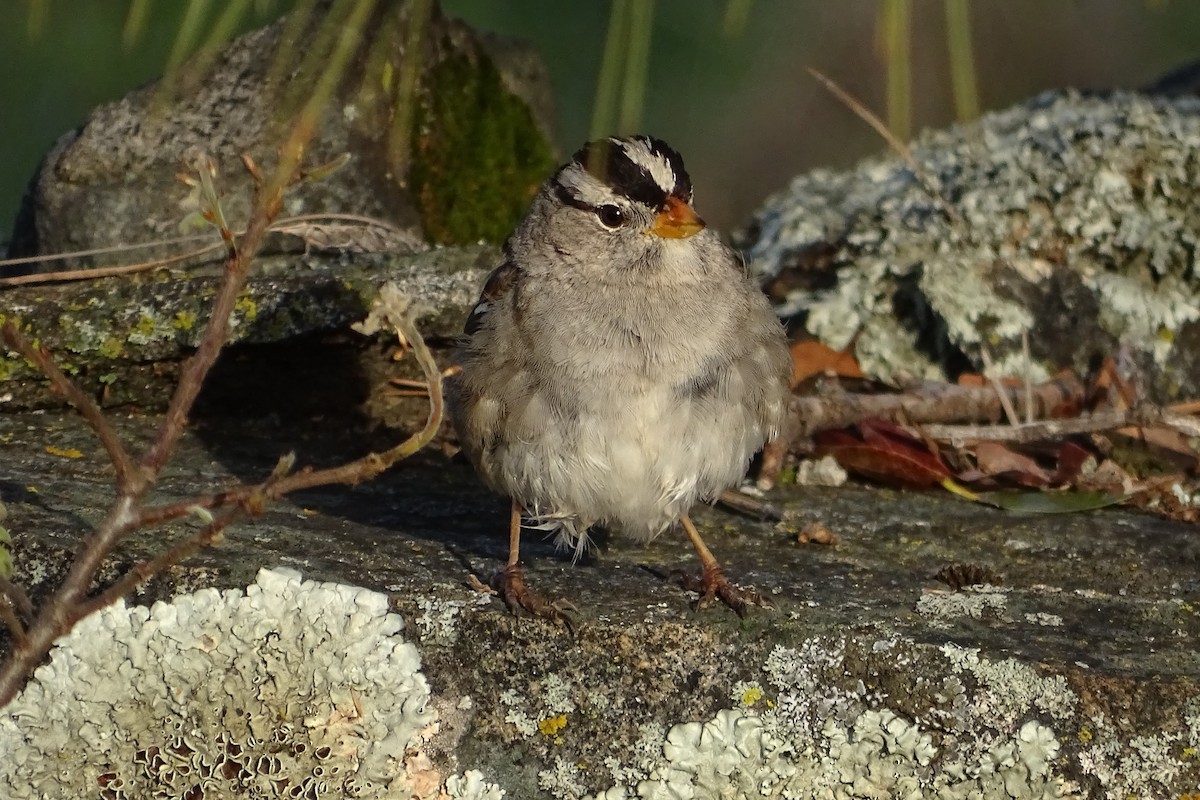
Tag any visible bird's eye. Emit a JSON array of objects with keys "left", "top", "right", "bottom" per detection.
[{"left": 595, "top": 204, "right": 626, "bottom": 229}]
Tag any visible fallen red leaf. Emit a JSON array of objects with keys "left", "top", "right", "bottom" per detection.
[
  {"left": 814, "top": 420, "right": 950, "bottom": 489},
  {"left": 1052, "top": 440, "right": 1096, "bottom": 485},
  {"left": 973, "top": 441, "right": 1052, "bottom": 487}
]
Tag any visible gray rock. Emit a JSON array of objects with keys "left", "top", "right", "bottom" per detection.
[
  {"left": 6, "top": 0, "right": 557, "bottom": 274},
  {"left": 0, "top": 409, "right": 1196, "bottom": 797},
  {"left": 741, "top": 90, "right": 1200, "bottom": 402},
  {"left": 0, "top": 244, "right": 493, "bottom": 413}
]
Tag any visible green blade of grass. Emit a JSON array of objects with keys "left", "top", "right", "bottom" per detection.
[
  {"left": 944, "top": 0, "right": 980, "bottom": 121},
  {"left": 618, "top": 0, "right": 655, "bottom": 133},
  {"left": 972, "top": 490, "right": 1126, "bottom": 514},
  {"left": 590, "top": 0, "right": 631, "bottom": 139},
  {"left": 880, "top": 0, "right": 912, "bottom": 142}
]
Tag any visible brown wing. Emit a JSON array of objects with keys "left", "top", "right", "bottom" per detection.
[{"left": 465, "top": 259, "right": 521, "bottom": 336}]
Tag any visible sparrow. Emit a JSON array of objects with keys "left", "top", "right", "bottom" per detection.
[{"left": 447, "top": 135, "right": 791, "bottom": 624}]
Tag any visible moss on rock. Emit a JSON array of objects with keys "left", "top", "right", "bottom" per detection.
[{"left": 410, "top": 46, "right": 557, "bottom": 245}]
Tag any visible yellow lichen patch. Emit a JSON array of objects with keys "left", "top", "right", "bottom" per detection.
[
  {"left": 174, "top": 310, "right": 198, "bottom": 331},
  {"left": 98, "top": 336, "right": 125, "bottom": 359},
  {"left": 46, "top": 446, "right": 84, "bottom": 459},
  {"left": 132, "top": 314, "right": 157, "bottom": 337},
  {"left": 1077, "top": 725, "right": 1093, "bottom": 744},
  {"left": 234, "top": 296, "right": 258, "bottom": 322},
  {"left": 538, "top": 714, "right": 567, "bottom": 737},
  {"left": 740, "top": 686, "right": 764, "bottom": 707}
]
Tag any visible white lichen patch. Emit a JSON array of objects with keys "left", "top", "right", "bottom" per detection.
[
  {"left": 1076, "top": 713, "right": 1189, "bottom": 799},
  {"left": 583, "top": 639, "right": 1080, "bottom": 799},
  {"left": 939, "top": 643, "right": 1077, "bottom": 727},
  {"left": 916, "top": 586, "right": 1008, "bottom": 623},
  {"left": 742, "top": 90, "right": 1200, "bottom": 389},
  {"left": 539, "top": 756, "right": 588, "bottom": 800},
  {"left": 499, "top": 671, "right": 581, "bottom": 742},
  {"left": 445, "top": 769, "right": 507, "bottom": 800},
  {"left": 415, "top": 591, "right": 492, "bottom": 646},
  {"left": 0, "top": 568, "right": 435, "bottom": 799},
  {"left": 124, "top": 305, "right": 180, "bottom": 346}
]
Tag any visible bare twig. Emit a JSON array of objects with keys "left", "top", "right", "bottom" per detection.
[
  {"left": 0, "top": 577, "right": 33, "bottom": 620},
  {"left": 72, "top": 455, "right": 298, "bottom": 624},
  {"left": 807, "top": 66, "right": 961, "bottom": 225},
  {"left": 788, "top": 372, "right": 1085, "bottom": 442},
  {"left": 70, "top": 510, "right": 240, "bottom": 626},
  {"left": 0, "top": 232, "right": 218, "bottom": 281},
  {"left": 0, "top": 159, "right": 298, "bottom": 705},
  {"left": 0, "top": 244, "right": 224, "bottom": 287},
  {"left": 140, "top": 170, "right": 291, "bottom": 475},
  {"left": 1022, "top": 332, "right": 1034, "bottom": 425},
  {"left": 0, "top": 598, "right": 26, "bottom": 650},
  {"left": 916, "top": 407, "right": 1200, "bottom": 445},
  {"left": 1, "top": 323, "right": 136, "bottom": 488},
  {"left": 0, "top": 2, "right": 395, "bottom": 710},
  {"left": 0, "top": 212, "right": 411, "bottom": 288},
  {"left": 979, "top": 345, "right": 1020, "bottom": 427},
  {"left": 0, "top": 278, "right": 444, "bottom": 708}
]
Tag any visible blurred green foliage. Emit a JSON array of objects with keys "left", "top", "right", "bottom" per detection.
[
  {"left": 2, "top": 0, "right": 1200, "bottom": 236},
  {"left": 410, "top": 51, "right": 557, "bottom": 244}
]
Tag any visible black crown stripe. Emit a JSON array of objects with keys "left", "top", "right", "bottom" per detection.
[{"left": 570, "top": 138, "right": 682, "bottom": 211}]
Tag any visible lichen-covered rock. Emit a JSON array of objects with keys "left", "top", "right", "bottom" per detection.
[
  {"left": 0, "top": 244, "right": 493, "bottom": 411},
  {"left": 0, "top": 568, "right": 436, "bottom": 799},
  {"left": 6, "top": 0, "right": 556, "bottom": 273},
  {"left": 740, "top": 90, "right": 1200, "bottom": 401},
  {"left": 2, "top": 406, "right": 1199, "bottom": 797}
]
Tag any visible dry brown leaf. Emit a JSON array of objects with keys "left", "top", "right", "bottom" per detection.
[
  {"left": 973, "top": 441, "right": 1052, "bottom": 486},
  {"left": 789, "top": 340, "right": 864, "bottom": 387}
]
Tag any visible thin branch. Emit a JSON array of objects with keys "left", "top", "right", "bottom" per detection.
[
  {"left": 807, "top": 66, "right": 961, "bottom": 226},
  {"left": 788, "top": 372, "right": 1086, "bottom": 441},
  {"left": 73, "top": 507, "right": 242, "bottom": 624},
  {"left": 0, "top": 577, "right": 33, "bottom": 620},
  {"left": 1, "top": 322, "right": 136, "bottom": 488},
  {"left": 137, "top": 296, "right": 445, "bottom": 525},
  {"left": 0, "top": 212, "right": 410, "bottom": 288},
  {"left": 0, "top": 495, "right": 141, "bottom": 706},
  {"left": 0, "top": 598, "right": 26, "bottom": 650},
  {"left": 0, "top": 231, "right": 215, "bottom": 270},
  {"left": 0, "top": 244, "right": 223, "bottom": 287},
  {"left": 140, "top": 177, "right": 288, "bottom": 474},
  {"left": 979, "top": 345, "right": 1020, "bottom": 427},
  {"left": 0, "top": 7, "right": 385, "bottom": 710},
  {"left": 916, "top": 407, "right": 1200, "bottom": 445}
]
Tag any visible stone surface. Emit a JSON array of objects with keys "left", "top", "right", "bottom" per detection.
[
  {"left": 4, "top": 68, "right": 1200, "bottom": 798},
  {"left": 0, "top": 243, "right": 493, "bottom": 413},
  {"left": 740, "top": 90, "right": 1200, "bottom": 403},
  {"left": 0, "top": 408, "right": 1196, "bottom": 797},
  {"left": 5, "top": 0, "right": 556, "bottom": 273}
]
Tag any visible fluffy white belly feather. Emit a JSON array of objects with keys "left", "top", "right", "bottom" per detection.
[{"left": 487, "top": 380, "right": 761, "bottom": 553}]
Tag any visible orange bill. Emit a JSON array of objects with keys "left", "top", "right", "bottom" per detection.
[{"left": 649, "top": 195, "right": 705, "bottom": 239}]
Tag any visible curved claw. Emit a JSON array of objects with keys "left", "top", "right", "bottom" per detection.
[
  {"left": 673, "top": 564, "right": 769, "bottom": 618},
  {"left": 491, "top": 564, "right": 577, "bottom": 633}
]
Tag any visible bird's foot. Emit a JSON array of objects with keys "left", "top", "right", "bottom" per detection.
[
  {"left": 486, "top": 564, "right": 576, "bottom": 632},
  {"left": 674, "top": 564, "right": 769, "bottom": 617}
]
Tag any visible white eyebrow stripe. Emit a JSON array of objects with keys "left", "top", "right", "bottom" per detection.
[
  {"left": 557, "top": 163, "right": 623, "bottom": 208},
  {"left": 616, "top": 137, "right": 677, "bottom": 195}
]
